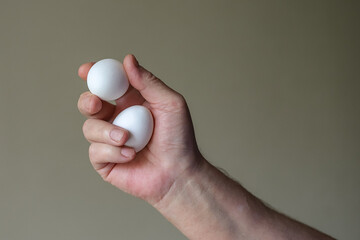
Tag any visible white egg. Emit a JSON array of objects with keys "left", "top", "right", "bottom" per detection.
[
  {"left": 113, "top": 105, "right": 154, "bottom": 152},
  {"left": 87, "top": 59, "right": 129, "bottom": 101}
]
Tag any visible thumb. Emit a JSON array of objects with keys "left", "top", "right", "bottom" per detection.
[{"left": 123, "top": 54, "right": 179, "bottom": 104}]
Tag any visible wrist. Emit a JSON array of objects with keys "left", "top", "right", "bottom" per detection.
[
  {"left": 153, "top": 158, "right": 247, "bottom": 239},
  {"left": 152, "top": 155, "right": 208, "bottom": 211}
]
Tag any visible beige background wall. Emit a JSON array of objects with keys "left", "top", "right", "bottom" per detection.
[{"left": 0, "top": 0, "right": 359, "bottom": 239}]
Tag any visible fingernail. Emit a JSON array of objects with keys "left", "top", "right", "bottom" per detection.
[
  {"left": 110, "top": 129, "right": 124, "bottom": 142},
  {"left": 121, "top": 148, "right": 135, "bottom": 158}
]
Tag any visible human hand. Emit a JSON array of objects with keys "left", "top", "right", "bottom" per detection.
[{"left": 78, "top": 55, "right": 203, "bottom": 205}]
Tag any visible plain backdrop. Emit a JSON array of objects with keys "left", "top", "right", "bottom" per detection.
[{"left": 1, "top": 1, "right": 359, "bottom": 239}]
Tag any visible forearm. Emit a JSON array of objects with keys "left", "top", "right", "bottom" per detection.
[{"left": 154, "top": 158, "right": 334, "bottom": 240}]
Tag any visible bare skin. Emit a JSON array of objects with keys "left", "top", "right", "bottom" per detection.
[{"left": 77, "top": 54, "right": 334, "bottom": 240}]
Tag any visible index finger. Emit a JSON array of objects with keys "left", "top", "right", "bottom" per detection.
[{"left": 78, "top": 62, "right": 95, "bottom": 80}]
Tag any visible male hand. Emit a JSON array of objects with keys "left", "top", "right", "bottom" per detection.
[{"left": 78, "top": 55, "right": 203, "bottom": 205}]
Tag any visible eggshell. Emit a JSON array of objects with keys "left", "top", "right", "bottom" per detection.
[
  {"left": 87, "top": 59, "right": 129, "bottom": 101},
  {"left": 113, "top": 105, "right": 154, "bottom": 152}
]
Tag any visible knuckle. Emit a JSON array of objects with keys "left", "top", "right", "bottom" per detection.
[
  {"left": 142, "top": 68, "right": 157, "bottom": 82},
  {"left": 103, "top": 127, "right": 112, "bottom": 142},
  {"left": 77, "top": 93, "right": 86, "bottom": 111},
  {"left": 143, "top": 70, "right": 163, "bottom": 88},
  {"left": 82, "top": 119, "right": 91, "bottom": 135},
  {"left": 88, "top": 143, "right": 98, "bottom": 160},
  {"left": 169, "top": 94, "right": 186, "bottom": 109}
]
